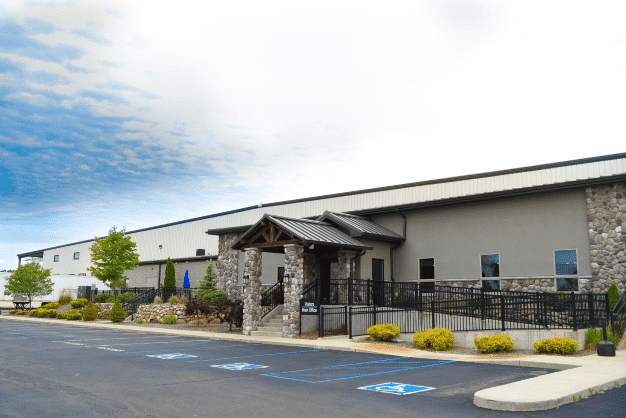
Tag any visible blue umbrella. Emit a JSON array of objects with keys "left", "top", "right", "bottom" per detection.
[{"left": 183, "top": 270, "right": 190, "bottom": 288}]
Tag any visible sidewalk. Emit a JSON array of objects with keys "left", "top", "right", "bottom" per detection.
[{"left": 1, "top": 315, "right": 624, "bottom": 412}]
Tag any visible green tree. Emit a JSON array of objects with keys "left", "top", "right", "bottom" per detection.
[
  {"left": 608, "top": 282, "right": 619, "bottom": 309},
  {"left": 87, "top": 227, "right": 139, "bottom": 293},
  {"left": 163, "top": 257, "right": 176, "bottom": 288},
  {"left": 4, "top": 262, "right": 54, "bottom": 307},
  {"left": 194, "top": 262, "right": 227, "bottom": 304}
]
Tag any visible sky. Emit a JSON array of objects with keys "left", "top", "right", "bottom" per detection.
[{"left": 0, "top": 0, "right": 625, "bottom": 270}]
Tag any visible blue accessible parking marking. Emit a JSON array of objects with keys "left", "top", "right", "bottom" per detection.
[
  {"left": 147, "top": 353, "right": 198, "bottom": 359},
  {"left": 359, "top": 382, "right": 435, "bottom": 395},
  {"left": 212, "top": 363, "right": 269, "bottom": 370},
  {"left": 262, "top": 357, "right": 454, "bottom": 383}
]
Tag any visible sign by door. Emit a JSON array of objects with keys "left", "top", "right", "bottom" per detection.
[{"left": 300, "top": 298, "right": 320, "bottom": 315}]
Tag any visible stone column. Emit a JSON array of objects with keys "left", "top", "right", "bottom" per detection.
[
  {"left": 586, "top": 183, "right": 626, "bottom": 295},
  {"left": 337, "top": 250, "right": 356, "bottom": 303},
  {"left": 217, "top": 233, "right": 240, "bottom": 299},
  {"left": 242, "top": 248, "right": 262, "bottom": 336},
  {"left": 283, "top": 244, "right": 304, "bottom": 338}
]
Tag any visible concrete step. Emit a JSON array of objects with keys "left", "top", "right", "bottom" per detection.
[
  {"left": 250, "top": 330, "right": 283, "bottom": 338},
  {"left": 261, "top": 323, "right": 283, "bottom": 330}
]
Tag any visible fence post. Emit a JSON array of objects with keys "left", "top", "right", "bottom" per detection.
[
  {"left": 348, "top": 306, "right": 353, "bottom": 339},
  {"left": 348, "top": 277, "right": 353, "bottom": 306},
  {"left": 588, "top": 293, "right": 595, "bottom": 327},
  {"left": 480, "top": 288, "right": 485, "bottom": 321},
  {"left": 500, "top": 294, "right": 506, "bottom": 331},
  {"left": 543, "top": 292, "right": 549, "bottom": 329},
  {"left": 299, "top": 303, "right": 302, "bottom": 336},
  {"left": 367, "top": 280, "right": 371, "bottom": 306},
  {"left": 431, "top": 300, "right": 436, "bottom": 329},
  {"left": 373, "top": 304, "right": 377, "bottom": 326},
  {"left": 571, "top": 291, "right": 577, "bottom": 331},
  {"left": 319, "top": 306, "right": 324, "bottom": 338}
]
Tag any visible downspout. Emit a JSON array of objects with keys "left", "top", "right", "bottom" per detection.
[{"left": 390, "top": 209, "right": 407, "bottom": 282}]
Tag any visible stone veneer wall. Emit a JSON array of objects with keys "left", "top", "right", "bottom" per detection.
[
  {"left": 217, "top": 233, "right": 240, "bottom": 299},
  {"left": 303, "top": 253, "right": 316, "bottom": 287},
  {"left": 586, "top": 183, "right": 626, "bottom": 295},
  {"left": 500, "top": 278, "right": 557, "bottom": 293},
  {"left": 283, "top": 245, "right": 304, "bottom": 338},
  {"left": 242, "top": 248, "right": 262, "bottom": 336}
]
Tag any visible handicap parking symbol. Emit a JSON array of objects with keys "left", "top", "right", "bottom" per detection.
[
  {"left": 147, "top": 353, "right": 197, "bottom": 360},
  {"left": 359, "top": 382, "right": 434, "bottom": 395},
  {"left": 212, "top": 363, "right": 269, "bottom": 371}
]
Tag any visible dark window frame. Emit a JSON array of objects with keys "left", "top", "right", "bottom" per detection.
[
  {"left": 53, "top": 255, "right": 59, "bottom": 262},
  {"left": 73, "top": 252, "right": 80, "bottom": 260}
]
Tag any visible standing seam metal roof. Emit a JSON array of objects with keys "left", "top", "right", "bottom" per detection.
[{"left": 316, "top": 211, "right": 404, "bottom": 241}]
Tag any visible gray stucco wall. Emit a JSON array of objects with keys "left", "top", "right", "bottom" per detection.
[
  {"left": 371, "top": 189, "right": 591, "bottom": 282},
  {"left": 357, "top": 239, "right": 393, "bottom": 281},
  {"left": 125, "top": 259, "right": 216, "bottom": 289},
  {"left": 236, "top": 250, "right": 285, "bottom": 285}
]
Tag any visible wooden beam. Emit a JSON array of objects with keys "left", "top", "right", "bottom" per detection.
[{"left": 243, "top": 239, "right": 304, "bottom": 249}]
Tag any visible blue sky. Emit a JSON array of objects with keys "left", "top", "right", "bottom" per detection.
[{"left": 1, "top": 0, "right": 625, "bottom": 270}]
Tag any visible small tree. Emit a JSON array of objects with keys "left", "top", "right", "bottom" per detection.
[
  {"left": 88, "top": 227, "right": 139, "bottom": 294},
  {"left": 4, "top": 262, "right": 54, "bottom": 307},
  {"left": 163, "top": 257, "right": 176, "bottom": 288},
  {"left": 194, "top": 262, "right": 227, "bottom": 304},
  {"left": 608, "top": 282, "right": 619, "bottom": 309},
  {"left": 109, "top": 301, "right": 126, "bottom": 322}
]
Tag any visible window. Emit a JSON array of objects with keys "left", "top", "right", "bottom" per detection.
[
  {"left": 419, "top": 258, "right": 435, "bottom": 292},
  {"left": 372, "top": 259, "right": 384, "bottom": 282},
  {"left": 277, "top": 267, "right": 285, "bottom": 282},
  {"left": 73, "top": 252, "right": 80, "bottom": 260},
  {"left": 481, "top": 254, "right": 500, "bottom": 277},
  {"left": 555, "top": 249, "right": 578, "bottom": 291},
  {"left": 196, "top": 249, "right": 205, "bottom": 256},
  {"left": 54, "top": 255, "right": 59, "bottom": 262},
  {"left": 482, "top": 280, "right": 500, "bottom": 291}
]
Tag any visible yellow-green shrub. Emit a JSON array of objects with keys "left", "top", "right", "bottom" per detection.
[
  {"left": 474, "top": 335, "right": 514, "bottom": 353},
  {"left": 58, "top": 295, "right": 72, "bottom": 305},
  {"left": 413, "top": 328, "right": 454, "bottom": 351},
  {"left": 533, "top": 337, "right": 577, "bottom": 355},
  {"left": 16, "top": 310, "right": 27, "bottom": 315},
  {"left": 169, "top": 295, "right": 180, "bottom": 305},
  {"left": 9, "top": 309, "right": 18, "bottom": 314},
  {"left": 70, "top": 298, "right": 88, "bottom": 309},
  {"left": 29, "top": 308, "right": 57, "bottom": 318},
  {"left": 367, "top": 324, "right": 401, "bottom": 341},
  {"left": 63, "top": 310, "right": 83, "bottom": 320},
  {"left": 82, "top": 302, "right": 98, "bottom": 321},
  {"left": 41, "top": 302, "right": 60, "bottom": 310}
]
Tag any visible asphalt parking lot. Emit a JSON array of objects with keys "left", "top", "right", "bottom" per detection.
[{"left": 0, "top": 321, "right": 623, "bottom": 418}]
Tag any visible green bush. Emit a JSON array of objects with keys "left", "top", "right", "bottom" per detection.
[
  {"left": 82, "top": 302, "right": 98, "bottom": 321},
  {"left": 135, "top": 319, "right": 144, "bottom": 324},
  {"left": 58, "top": 295, "right": 72, "bottom": 305},
  {"left": 109, "top": 301, "right": 126, "bottom": 323},
  {"left": 118, "top": 292, "right": 138, "bottom": 303},
  {"left": 56, "top": 312, "right": 66, "bottom": 319},
  {"left": 162, "top": 314, "right": 177, "bottom": 325},
  {"left": 199, "top": 289, "right": 228, "bottom": 306},
  {"left": 9, "top": 309, "right": 18, "bottom": 314},
  {"left": 164, "top": 257, "right": 176, "bottom": 288},
  {"left": 474, "top": 335, "right": 514, "bottom": 353},
  {"left": 70, "top": 298, "right": 88, "bottom": 309},
  {"left": 105, "top": 295, "right": 120, "bottom": 303},
  {"left": 367, "top": 324, "right": 401, "bottom": 341},
  {"left": 413, "top": 328, "right": 454, "bottom": 351},
  {"left": 608, "top": 282, "right": 619, "bottom": 310},
  {"left": 169, "top": 295, "right": 180, "bottom": 305},
  {"left": 32, "top": 308, "right": 57, "bottom": 318},
  {"left": 41, "top": 302, "right": 60, "bottom": 310},
  {"left": 16, "top": 310, "right": 27, "bottom": 315},
  {"left": 93, "top": 294, "right": 108, "bottom": 303},
  {"left": 64, "top": 310, "right": 83, "bottom": 321},
  {"left": 585, "top": 326, "right": 619, "bottom": 348},
  {"left": 533, "top": 337, "right": 578, "bottom": 355}
]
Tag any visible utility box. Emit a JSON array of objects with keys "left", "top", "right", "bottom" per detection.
[{"left": 77, "top": 286, "right": 92, "bottom": 301}]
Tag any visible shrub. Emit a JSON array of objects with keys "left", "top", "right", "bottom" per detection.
[
  {"left": 105, "top": 295, "right": 120, "bottom": 303},
  {"left": 367, "top": 324, "right": 401, "bottom": 341},
  {"left": 533, "top": 337, "right": 578, "bottom": 355},
  {"left": 9, "top": 309, "right": 18, "bottom": 314},
  {"left": 64, "top": 310, "right": 83, "bottom": 320},
  {"left": 413, "top": 328, "right": 454, "bottom": 351},
  {"left": 474, "top": 335, "right": 514, "bottom": 353},
  {"left": 185, "top": 298, "right": 213, "bottom": 316},
  {"left": 16, "top": 310, "right": 27, "bottom": 315},
  {"left": 169, "top": 295, "right": 180, "bottom": 305},
  {"left": 214, "top": 299, "right": 244, "bottom": 330},
  {"left": 70, "top": 298, "right": 88, "bottom": 309},
  {"left": 56, "top": 312, "right": 66, "bottom": 319},
  {"left": 58, "top": 295, "right": 72, "bottom": 305},
  {"left": 153, "top": 296, "right": 163, "bottom": 305},
  {"left": 608, "top": 282, "right": 619, "bottom": 309},
  {"left": 93, "top": 294, "right": 108, "bottom": 303},
  {"left": 195, "top": 262, "right": 217, "bottom": 301},
  {"left": 82, "top": 302, "right": 98, "bottom": 321},
  {"left": 201, "top": 289, "right": 229, "bottom": 306},
  {"left": 30, "top": 308, "right": 57, "bottom": 318},
  {"left": 178, "top": 296, "right": 188, "bottom": 305},
  {"left": 41, "top": 302, "right": 60, "bottom": 310},
  {"left": 162, "top": 314, "right": 177, "bottom": 324},
  {"left": 164, "top": 257, "right": 176, "bottom": 288},
  {"left": 109, "top": 301, "right": 126, "bottom": 323},
  {"left": 118, "top": 292, "right": 138, "bottom": 304},
  {"left": 135, "top": 319, "right": 144, "bottom": 324},
  {"left": 585, "top": 326, "right": 620, "bottom": 348}
]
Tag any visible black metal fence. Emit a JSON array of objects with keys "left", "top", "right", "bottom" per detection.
[
  {"left": 93, "top": 287, "right": 155, "bottom": 297},
  {"left": 261, "top": 282, "right": 284, "bottom": 318}
]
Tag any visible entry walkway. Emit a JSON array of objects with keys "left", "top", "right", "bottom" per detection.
[{"left": 1, "top": 315, "right": 624, "bottom": 412}]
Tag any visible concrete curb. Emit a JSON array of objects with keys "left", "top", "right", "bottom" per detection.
[{"left": 2, "top": 315, "right": 625, "bottom": 411}]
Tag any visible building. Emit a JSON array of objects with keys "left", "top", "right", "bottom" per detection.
[{"left": 18, "top": 153, "right": 626, "bottom": 336}]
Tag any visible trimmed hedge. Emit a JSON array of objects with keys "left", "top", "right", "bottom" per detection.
[
  {"left": 58, "top": 295, "right": 72, "bottom": 305},
  {"left": 533, "top": 337, "right": 578, "bottom": 355},
  {"left": 62, "top": 310, "right": 83, "bottom": 321},
  {"left": 474, "top": 335, "right": 514, "bottom": 353},
  {"left": 413, "top": 328, "right": 454, "bottom": 351},
  {"left": 70, "top": 298, "right": 88, "bottom": 309},
  {"left": 367, "top": 324, "right": 401, "bottom": 341}
]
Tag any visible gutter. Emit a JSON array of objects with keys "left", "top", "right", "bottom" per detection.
[{"left": 390, "top": 209, "right": 407, "bottom": 282}]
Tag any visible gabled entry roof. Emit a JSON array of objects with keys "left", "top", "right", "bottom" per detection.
[
  {"left": 232, "top": 214, "right": 372, "bottom": 253},
  {"left": 316, "top": 211, "right": 404, "bottom": 242}
]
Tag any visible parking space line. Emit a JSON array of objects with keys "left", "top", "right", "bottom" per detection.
[
  {"left": 262, "top": 358, "right": 455, "bottom": 383},
  {"left": 187, "top": 349, "right": 325, "bottom": 363}
]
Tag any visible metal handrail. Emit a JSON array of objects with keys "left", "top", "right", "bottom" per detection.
[
  {"left": 613, "top": 291, "right": 626, "bottom": 316},
  {"left": 261, "top": 281, "right": 284, "bottom": 318}
]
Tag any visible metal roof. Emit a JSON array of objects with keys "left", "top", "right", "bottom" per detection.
[
  {"left": 232, "top": 214, "right": 372, "bottom": 251},
  {"left": 316, "top": 211, "right": 404, "bottom": 242}
]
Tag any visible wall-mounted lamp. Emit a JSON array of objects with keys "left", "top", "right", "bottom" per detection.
[
  {"left": 284, "top": 271, "right": 290, "bottom": 284},
  {"left": 243, "top": 273, "right": 250, "bottom": 287}
]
